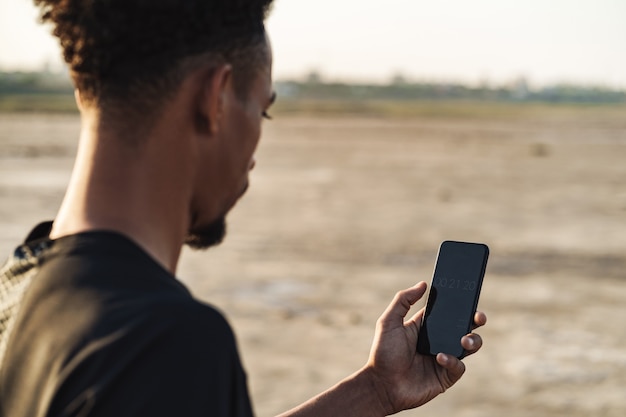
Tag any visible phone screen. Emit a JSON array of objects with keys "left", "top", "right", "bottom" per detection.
[{"left": 417, "top": 241, "right": 489, "bottom": 358}]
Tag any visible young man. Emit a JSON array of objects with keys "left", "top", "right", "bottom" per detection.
[{"left": 0, "top": 1, "right": 486, "bottom": 416}]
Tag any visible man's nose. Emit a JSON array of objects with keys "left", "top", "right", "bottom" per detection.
[{"left": 249, "top": 158, "right": 256, "bottom": 171}]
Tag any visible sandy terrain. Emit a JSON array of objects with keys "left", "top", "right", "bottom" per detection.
[{"left": 1, "top": 108, "right": 625, "bottom": 416}]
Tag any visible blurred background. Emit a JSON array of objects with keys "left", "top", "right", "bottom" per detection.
[{"left": 1, "top": 1, "right": 625, "bottom": 416}]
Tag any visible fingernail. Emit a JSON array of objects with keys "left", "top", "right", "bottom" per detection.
[{"left": 466, "top": 338, "right": 475, "bottom": 349}]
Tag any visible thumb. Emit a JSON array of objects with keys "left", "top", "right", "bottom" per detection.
[{"left": 378, "top": 282, "right": 428, "bottom": 330}]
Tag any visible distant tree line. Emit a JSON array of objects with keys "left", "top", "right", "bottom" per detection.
[
  {"left": 1, "top": 70, "right": 625, "bottom": 104},
  {"left": 276, "top": 77, "right": 626, "bottom": 104},
  {"left": 0, "top": 70, "right": 73, "bottom": 96}
]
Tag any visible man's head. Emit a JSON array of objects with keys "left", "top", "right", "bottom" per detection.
[
  {"left": 35, "top": 0, "right": 273, "bottom": 113},
  {"left": 37, "top": 0, "right": 276, "bottom": 251}
]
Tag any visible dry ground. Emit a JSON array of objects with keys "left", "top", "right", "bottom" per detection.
[{"left": 1, "top": 106, "right": 625, "bottom": 416}]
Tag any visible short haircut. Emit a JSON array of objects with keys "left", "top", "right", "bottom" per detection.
[{"left": 35, "top": 0, "right": 273, "bottom": 116}]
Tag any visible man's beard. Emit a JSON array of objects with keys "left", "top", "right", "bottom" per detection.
[{"left": 184, "top": 217, "right": 227, "bottom": 250}]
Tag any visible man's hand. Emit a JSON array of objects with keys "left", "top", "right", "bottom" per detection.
[
  {"left": 276, "top": 281, "right": 486, "bottom": 417},
  {"left": 365, "top": 281, "right": 487, "bottom": 414}
]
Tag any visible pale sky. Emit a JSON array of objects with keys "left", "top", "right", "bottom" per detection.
[{"left": 1, "top": 0, "right": 625, "bottom": 88}]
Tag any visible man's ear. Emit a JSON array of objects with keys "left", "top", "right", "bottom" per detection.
[{"left": 197, "top": 64, "right": 233, "bottom": 136}]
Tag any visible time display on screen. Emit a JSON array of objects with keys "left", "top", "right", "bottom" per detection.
[{"left": 433, "top": 277, "right": 477, "bottom": 291}]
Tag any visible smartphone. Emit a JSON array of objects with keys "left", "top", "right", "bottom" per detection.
[{"left": 417, "top": 240, "right": 489, "bottom": 358}]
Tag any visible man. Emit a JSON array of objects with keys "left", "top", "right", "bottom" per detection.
[{"left": 0, "top": 1, "right": 486, "bottom": 416}]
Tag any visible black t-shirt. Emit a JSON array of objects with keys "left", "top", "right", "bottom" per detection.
[{"left": 0, "top": 222, "right": 254, "bottom": 417}]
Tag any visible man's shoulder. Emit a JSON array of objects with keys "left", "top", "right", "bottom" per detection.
[
  {"left": 138, "top": 293, "right": 236, "bottom": 343},
  {"left": 6, "top": 223, "right": 239, "bottom": 356}
]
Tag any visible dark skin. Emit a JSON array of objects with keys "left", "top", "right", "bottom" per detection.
[
  {"left": 278, "top": 282, "right": 486, "bottom": 416},
  {"left": 368, "top": 281, "right": 486, "bottom": 413}
]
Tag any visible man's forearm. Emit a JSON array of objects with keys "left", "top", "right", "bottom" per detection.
[{"left": 275, "top": 367, "right": 391, "bottom": 417}]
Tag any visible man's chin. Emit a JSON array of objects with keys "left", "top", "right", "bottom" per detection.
[{"left": 184, "top": 217, "right": 227, "bottom": 250}]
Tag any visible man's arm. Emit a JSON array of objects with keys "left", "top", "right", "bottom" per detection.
[{"left": 277, "top": 282, "right": 487, "bottom": 417}]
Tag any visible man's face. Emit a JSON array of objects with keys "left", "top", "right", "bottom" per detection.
[{"left": 185, "top": 39, "right": 274, "bottom": 249}]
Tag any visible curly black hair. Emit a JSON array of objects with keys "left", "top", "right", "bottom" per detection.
[{"left": 35, "top": 0, "right": 273, "bottom": 113}]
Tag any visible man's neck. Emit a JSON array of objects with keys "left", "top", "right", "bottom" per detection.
[{"left": 50, "top": 110, "right": 193, "bottom": 274}]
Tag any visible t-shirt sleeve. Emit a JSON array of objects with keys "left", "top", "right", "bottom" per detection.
[{"left": 48, "top": 303, "right": 254, "bottom": 417}]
